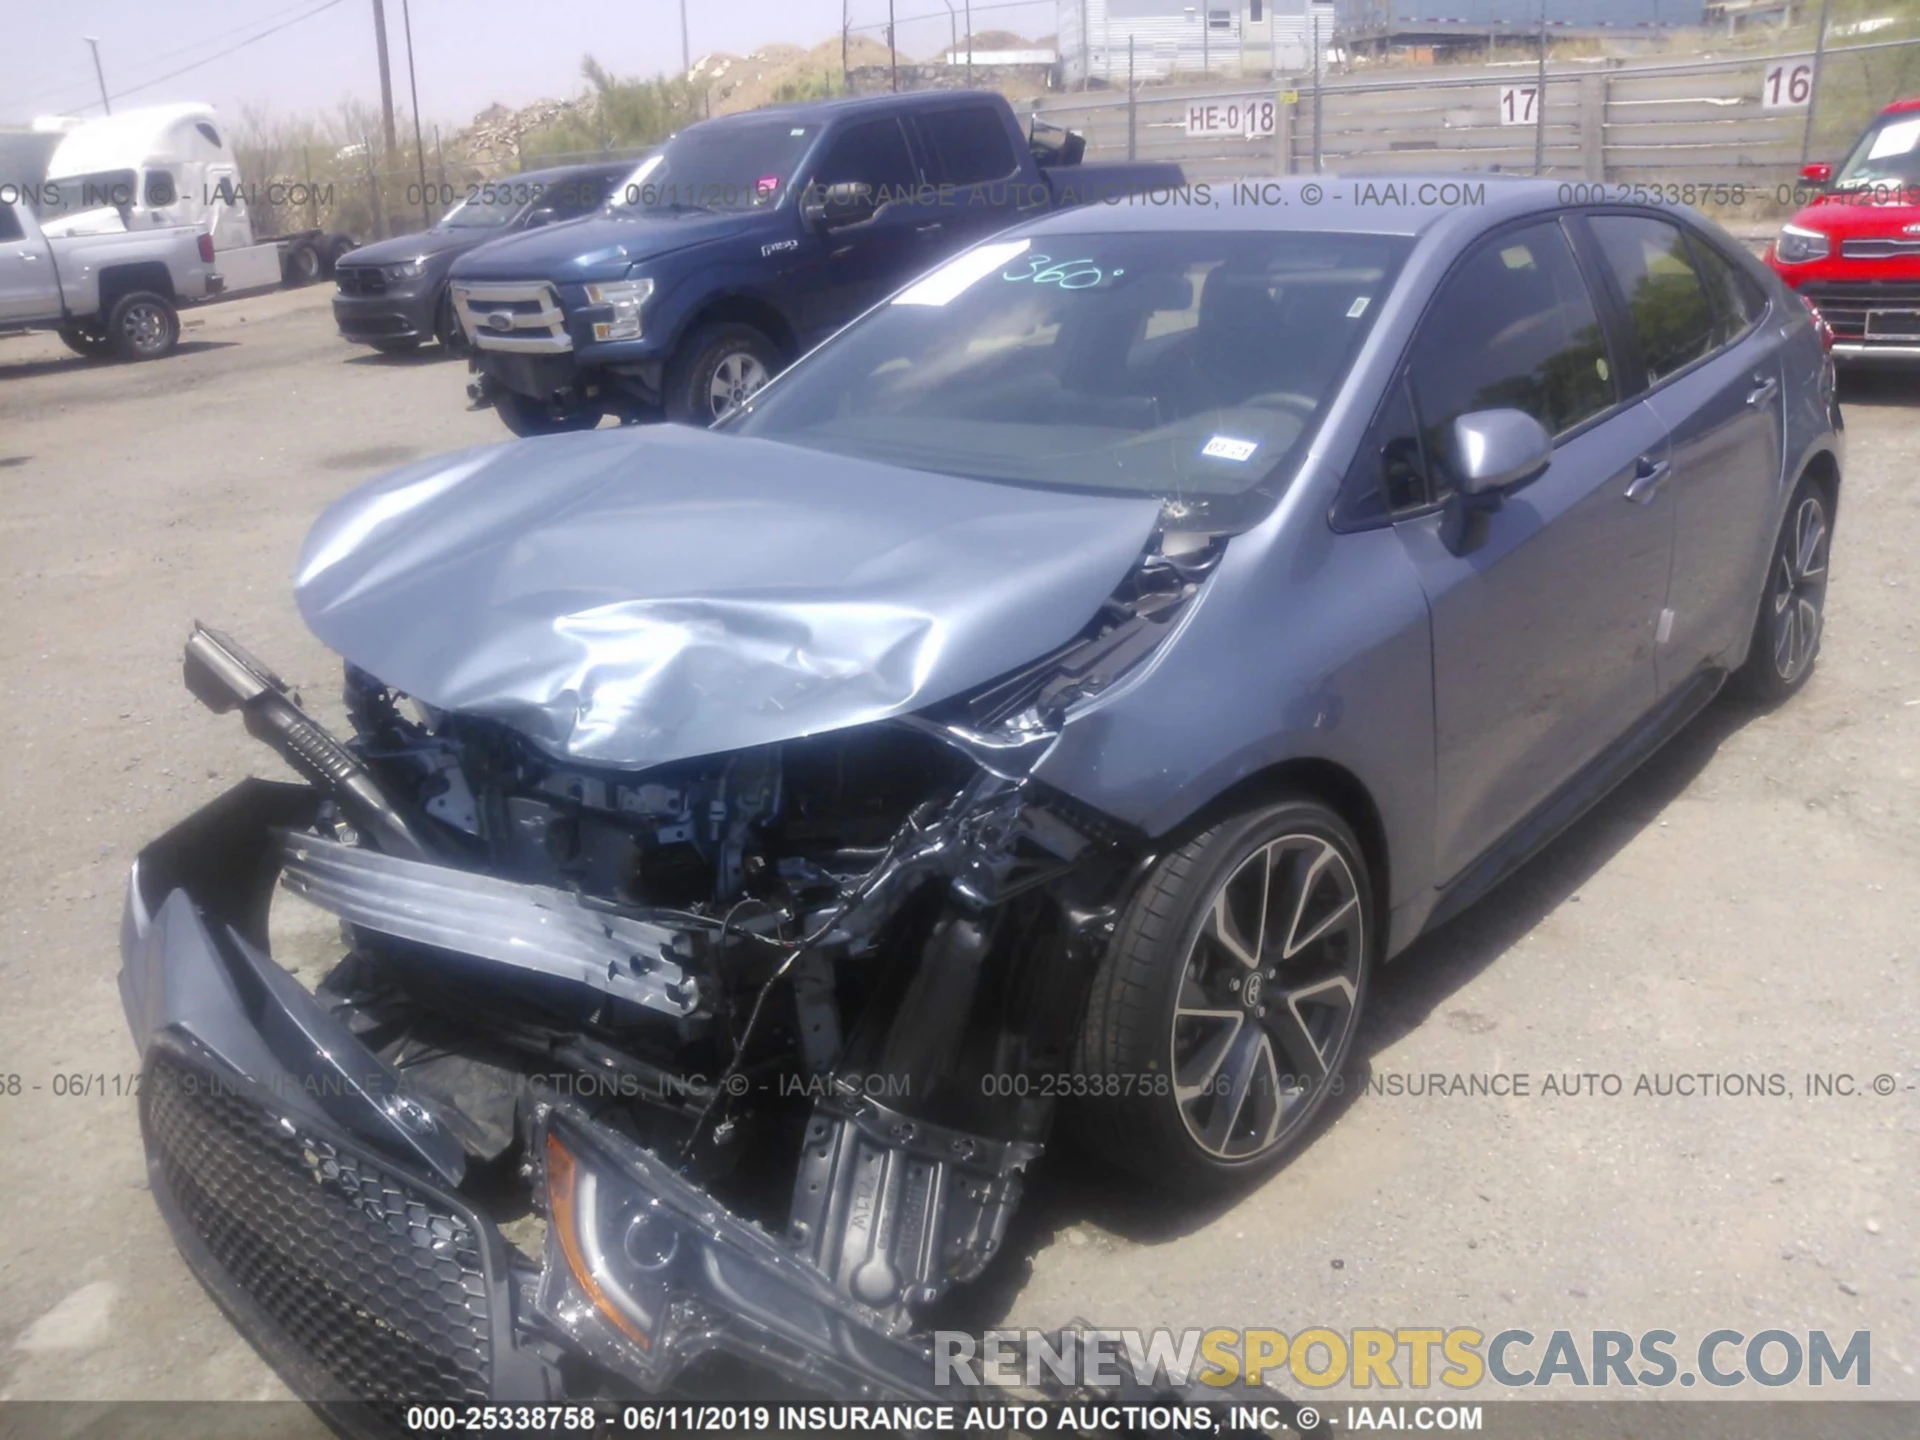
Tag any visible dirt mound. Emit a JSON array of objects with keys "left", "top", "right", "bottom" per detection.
[{"left": 691, "top": 36, "right": 897, "bottom": 115}]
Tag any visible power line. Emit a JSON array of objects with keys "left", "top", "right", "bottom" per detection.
[
  {"left": 846, "top": 0, "right": 1049, "bottom": 36},
  {"left": 12, "top": 0, "right": 346, "bottom": 112},
  {"left": 11, "top": 0, "right": 349, "bottom": 116}
]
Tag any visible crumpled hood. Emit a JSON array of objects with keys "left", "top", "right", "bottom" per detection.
[
  {"left": 294, "top": 425, "right": 1163, "bottom": 770},
  {"left": 447, "top": 210, "right": 771, "bottom": 283}
]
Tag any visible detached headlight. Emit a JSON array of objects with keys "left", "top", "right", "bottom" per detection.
[
  {"left": 539, "top": 1128, "right": 675, "bottom": 1377},
  {"left": 382, "top": 258, "right": 426, "bottom": 281},
  {"left": 584, "top": 277, "right": 653, "bottom": 341},
  {"left": 1775, "top": 224, "right": 1831, "bottom": 265}
]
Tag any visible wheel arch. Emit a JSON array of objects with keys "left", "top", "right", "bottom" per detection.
[
  {"left": 97, "top": 262, "right": 177, "bottom": 309},
  {"left": 671, "top": 291, "right": 800, "bottom": 361},
  {"left": 1159, "top": 756, "right": 1392, "bottom": 952},
  {"left": 1799, "top": 444, "right": 1841, "bottom": 521}
]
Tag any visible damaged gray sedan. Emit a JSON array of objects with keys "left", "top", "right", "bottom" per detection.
[{"left": 119, "top": 181, "right": 1839, "bottom": 1423}]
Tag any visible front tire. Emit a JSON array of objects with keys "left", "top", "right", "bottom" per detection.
[
  {"left": 663, "top": 322, "right": 780, "bottom": 426},
  {"left": 1074, "top": 798, "right": 1373, "bottom": 1194},
  {"left": 493, "top": 389, "right": 602, "bottom": 437},
  {"left": 105, "top": 291, "right": 180, "bottom": 361},
  {"left": 1731, "top": 471, "right": 1832, "bottom": 704}
]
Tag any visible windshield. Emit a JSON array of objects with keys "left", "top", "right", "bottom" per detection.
[
  {"left": 612, "top": 119, "right": 817, "bottom": 214},
  {"left": 1834, "top": 112, "right": 1920, "bottom": 190},
  {"left": 729, "top": 230, "right": 1410, "bottom": 519},
  {"left": 36, "top": 168, "right": 138, "bottom": 221},
  {"left": 439, "top": 185, "right": 526, "bottom": 229}
]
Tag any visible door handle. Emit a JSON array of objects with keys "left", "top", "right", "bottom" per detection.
[
  {"left": 1746, "top": 374, "right": 1780, "bottom": 408},
  {"left": 914, "top": 222, "right": 945, "bottom": 240},
  {"left": 1624, "top": 455, "right": 1671, "bottom": 505}
]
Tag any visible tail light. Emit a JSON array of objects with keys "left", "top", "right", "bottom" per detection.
[
  {"left": 197, "top": 233, "right": 215, "bottom": 264},
  {"left": 1801, "top": 293, "right": 1834, "bottom": 353}
]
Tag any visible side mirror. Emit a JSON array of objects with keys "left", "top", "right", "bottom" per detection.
[
  {"left": 1451, "top": 409, "right": 1552, "bottom": 497},
  {"left": 1800, "top": 161, "right": 1833, "bottom": 186},
  {"left": 800, "top": 181, "right": 877, "bottom": 232},
  {"left": 523, "top": 207, "right": 557, "bottom": 229}
]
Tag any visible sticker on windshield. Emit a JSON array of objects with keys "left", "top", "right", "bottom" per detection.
[
  {"left": 1869, "top": 117, "right": 1920, "bottom": 159},
  {"left": 895, "top": 239, "right": 1033, "bottom": 306},
  {"left": 1346, "top": 295, "right": 1371, "bottom": 318},
  {"left": 1202, "top": 436, "right": 1260, "bottom": 462}
]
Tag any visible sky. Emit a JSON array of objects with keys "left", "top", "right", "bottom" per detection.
[{"left": 2, "top": 0, "right": 1060, "bottom": 131}]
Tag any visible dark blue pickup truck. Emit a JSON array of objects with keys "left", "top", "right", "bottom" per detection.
[{"left": 451, "top": 88, "right": 1182, "bottom": 433}]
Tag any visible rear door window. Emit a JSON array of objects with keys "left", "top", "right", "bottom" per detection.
[
  {"left": 812, "top": 118, "right": 919, "bottom": 201},
  {"left": 916, "top": 106, "right": 1020, "bottom": 186},
  {"left": 1589, "top": 214, "right": 1720, "bottom": 382},
  {"left": 1405, "top": 219, "right": 1616, "bottom": 494},
  {"left": 1690, "top": 235, "right": 1770, "bottom": 345}
]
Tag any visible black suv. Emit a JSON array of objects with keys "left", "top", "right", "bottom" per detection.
[{"left": 332, "top": 160, "right": 639, "bottom": 354}]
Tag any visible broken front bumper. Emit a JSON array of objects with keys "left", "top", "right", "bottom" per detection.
[{"left": 117, "top": 780, "right": 969, "bottom": 1426}]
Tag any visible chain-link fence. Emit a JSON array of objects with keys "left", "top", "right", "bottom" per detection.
[{"left": 1030, "top": 32, "right": 1920, "bottom": 215}]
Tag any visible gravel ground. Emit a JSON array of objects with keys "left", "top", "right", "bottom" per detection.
[{"left": 0, "top": 286, "right": 1914, "bottom": 1415}]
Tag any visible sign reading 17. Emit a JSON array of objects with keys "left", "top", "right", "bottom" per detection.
[{"left": 1499, "top": 84, "right": 1542, "bottom": 126}]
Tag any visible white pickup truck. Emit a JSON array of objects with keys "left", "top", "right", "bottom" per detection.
[{"left": 0, "top": 196, "right": 221, "bottom": 361}]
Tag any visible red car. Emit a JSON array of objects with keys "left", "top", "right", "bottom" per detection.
[{"left": 1768, "top": 96, "right": 1920, "bottom": 360}]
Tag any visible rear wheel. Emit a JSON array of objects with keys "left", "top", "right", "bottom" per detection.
[
  {"left": 105, "top": 292, "right": 180, "bottom": 361},
  {"left": 494, "top": 389, "right": 602, "bottom": 437},
  {"left": 1073, "top": 797, "right": 1373, "bottom": 1194},
  {"left": 663, "top": 322, "right": 780, "bottom": 426},
  {"left": 1731, "top": 471, "right": 1832, "bottom": 704},
  {"left": 285, "top": 242, "right": 323, "bottom": 286}
]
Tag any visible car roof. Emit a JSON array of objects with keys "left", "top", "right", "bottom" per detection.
[
  {"left": 689, "top": 88, "right": 1005, "bottom": 131},
  {"left": 1012, "top": 173, "right": 1562, "bottom": 240},
  {"left": 510, "top": 157, "right": 648, "bottom": 185}
]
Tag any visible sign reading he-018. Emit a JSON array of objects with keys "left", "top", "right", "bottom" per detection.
[{"left": 1187, "top": 98, "right": 1279, "bottom": 139}]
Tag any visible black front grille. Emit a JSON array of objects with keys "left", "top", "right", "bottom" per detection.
[
  {"left": 336, "top": 266, "right": 387, "bottom": 296},
  {"left": 144, "top": 1056, "right": 493, "bottom": 1411}
]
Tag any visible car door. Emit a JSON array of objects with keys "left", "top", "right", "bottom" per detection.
[
  {"left": 790, "top": 116, "right": 932, "bottom": 343},
  {"left": 1386, "top": 217, "right": 1675, "bottom": 885},
  {"left": 909, "top": 102, "right": 1045, "bottom": 254},
  {"left": 1583, "top": 212, "right": 1787, "bottom": 691},
  {"left": 0, "top": 202, "right": 56, "bottom": 322}
]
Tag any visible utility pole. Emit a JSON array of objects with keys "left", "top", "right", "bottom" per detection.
[
  {"left": 1534, "top": 0, "right": 1548, "bottom": 175},
  {"left": 84, "top": 37, "right": 111, "bottom": 115},
  {"left": 966, "top": 0, "right": 974, "bottom": 87},
  {"left": 679, "top": 0, "right": 691, "bottom": 75},
  {"left": 401, "top": 0, "right": 431, "bottom": 229},
  {"left": 371, "top": 0, "right": 399, "bottom": 156},
  {"left": 842, "top": 0, "right": 850, "bottom": 92},
  {"left": 889, "top": 0, "right": 899, "bottom": 91},
  {"left": 940, "top": 0, "right": 957, "bottom": 66},
  {"left": 1801, "top": 0, "right": 1833, "bottom": 165}
]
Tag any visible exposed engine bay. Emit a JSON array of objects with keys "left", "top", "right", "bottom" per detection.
[{"left": 143, "top": 530, "right": 1224, "bottom": 1406}]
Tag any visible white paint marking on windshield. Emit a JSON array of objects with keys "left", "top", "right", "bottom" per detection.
[
  {"left": 1202, "top": 436, "right": 1260, "bottom": 462},
  {"left": 894, "top": 239, "right": 1033, "bottom": 306}
]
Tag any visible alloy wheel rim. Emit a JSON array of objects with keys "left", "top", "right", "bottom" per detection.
[
  {"left": 1170, "top": 833, "right": 1364, "bottom": 1161},
  {"left": 709, "top": 352, "right": 770, "bottom": 419},
  {"left": 1770, "top": 495, "right": 1828, "bottom": 684},
  {"left": 121, "top": 302, "right": 167, "bottom": 353}
]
